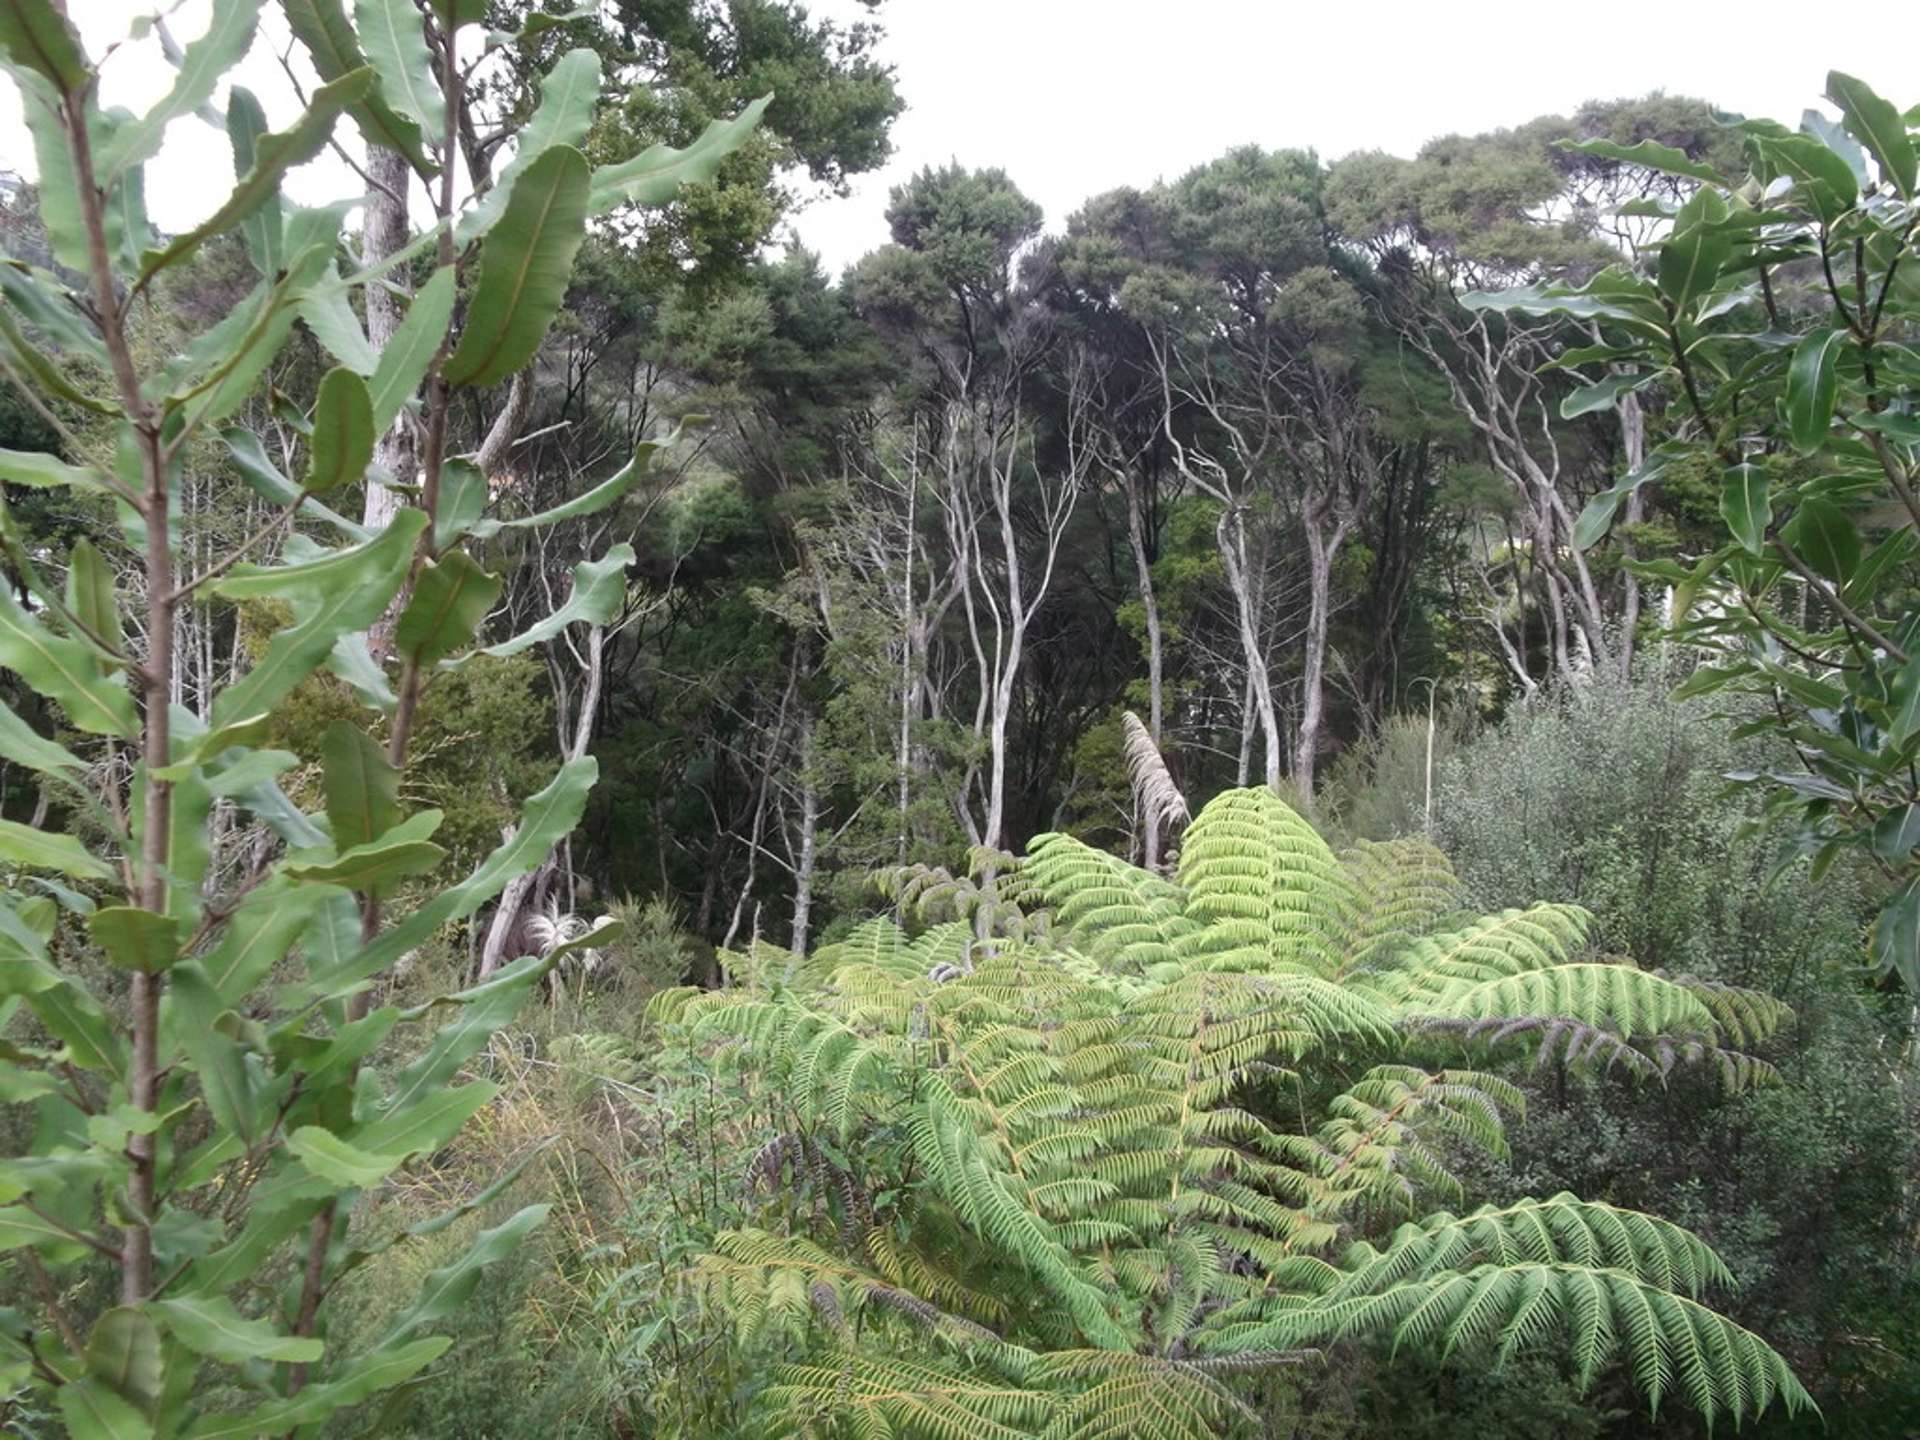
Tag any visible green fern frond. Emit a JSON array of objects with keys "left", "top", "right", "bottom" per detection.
[
  {"left": 1175, "top": 787, "right": 1354, "bottom": 977},
  {"left": 1396, "top": 960, "right": 1720, "bottom": 1039},
  {"left": 1407, "top": 1014, "right": 1782, "bottom": 1090},
  {"left": 762, "top": 1353, "right": 1058, "bottom": 1440},
  {"left": 1324, "top": 1195, "right": 1734, "bottom": 1300},
  {"left": 1339, "top": 837, "right": 1463, "bottom": 969},
  {"left": 1300, "top": 1066, "right": 1524, "bottom": 1216},
  {"left": 1206, "top": 1261, "right": 1816, "bottom": 1428},
  {"left": 1023, "top": 832, "right": 1197, "bottom": 972},
  {"left": 1669, "top": 975, "right": 1793, "bottom": 1048}
]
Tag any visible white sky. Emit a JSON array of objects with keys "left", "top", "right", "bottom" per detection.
[{"left": 7, "top": 1, "right": 1920, "bottom": 277}]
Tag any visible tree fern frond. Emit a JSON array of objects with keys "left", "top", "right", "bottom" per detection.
[
  {"left": 1023, "top": 831, "right": 1197, "bottom": 972},
  {"left": 1325, "top": 1195, "right": 1734, "bottom": 1300},
  {"left": 1175, "top": 787, "right": 1354, "bottom": 978},
  {"left": 1206, "top": 1262, "right": 1815, "bottom": 1428},
  {"left": 1398, "top": 961, "right": 1720, "bottom": 1040},
  {"left": 1406, "top": 1014, "right": 1782, "bottom": 1090},
  {"left": 1339, "top": 838, "right": 1463, "bottom": 970},
  {"left": 763, "top": 1354, "right": 1057, "bottom": 1440}
]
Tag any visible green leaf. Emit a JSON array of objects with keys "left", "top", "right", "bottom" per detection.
[
  {"left": 1871, "top": 880, "right": 1920, "bottom": 994},
  {"left": 354, "top": 1080, "right": 497, "bottom": 1159},
  {"left": 1784, "top": 495, "right": 1860, "bottom": 582},
  {"left": 305, "top": 367, "right": 375, "bottom": 490},
  {"left": 381, "top": 1204, "right": 549, "bottom": 1343},
  {"left": 327, "top": 634, "right": 399, "bottom": 710},
  {"left": 86, "top": 1307, "right": 163, "bottom": 1411},
  {"left": 284, "top": 837, "right": 446, "bottom": 894},
  {"left": 0, "top": 697, "right": 84, "bottom": 776},
  {"left": 198, "top": 879, "right": 338, "bottom": 1003},
  {"left": 1560, "top": 372, "right": 1648, "bottom": 420},
  {"left": 355, "top": 0, "right": 440, "bottom": 138},
  {"left": 286, "top": 1125, "right": 406, "bottom": 1188},
  {"left": 210, "top": 509, "right": 428, "bottom": 726},
  {"left": 167, "top": 963, "right": 258, "bottom": 1145},
  {"left": 0, "top": 447, "right": 110, "bottom": 492},
  {"left": 226, "top": 87, "right": 282, "bottom": 278},
  {"left": 0, "top": 1202, "right": 88, "bottom": 1256},
  {"left": 182, "top": 1337, "right": 450, "bottom": 1439},
  {"left": 0, "top": 0, "right": 87, "bottom": 92},
  {"left": 323, "top": 722, "right": 400, "bottom": 851},
  {"left": 433, "top": 457, "right": 489, "bottom": 548},
  {"left": 300, "top": 758, "right": 598, "bottom": 998},
  {"left": 103, "top": 0, "right": 260, "bottom": 183},
  {"left": 588, "top": 95, "right": 770, "bottom": 213},
  {"left": 1827, "top": 71, "right": 1916, "bottom": 198},
  {"left": 14, "top": 968, "right": 125, "bottom": 1080},
  {"left": 1556, "top": 136, "right": 1728, "bottom": 186},
  {"left": 443, "top": 145, "right": 591, "bottom": 388},
  {"left": 88, "top": 908, "right": 179, "bottom": 974},
  {"left": 65, "top": 539, "right": 122, "bottom": 670},
  {"left": 1873, "top": 803, "right": 1920, "bottom": 859},
  {"left": 57, "top": 1378, "right": 153, "bottom": 1440},
  {"left": 368, "top": 264, "right": 455, "bottom": 434},
  {"left": 168, "top": 243, "right": 338, "bottom": 432},
  {"left": 153, "top": 1296, "right": 323, "bottom": 1365},
  {"left": 394, "top": 551, "right": 503, "bottom": 665},
  {"left": 281, "top": 0, "right": 433, "bottom": 175},
  {"left": 0, "top": 817, "right": 110, "bottom": 879},
  {"left": 136, "top": 69, "right": 375, "bottom": 287},
  {"left": 220, "top": 426, "right": 368, "bottom": 542},
  {"left": 130, "top": 757, "right": 212, "bottom": 929},
  {"left": 457, "top": 46, "right": 601, "bottom": 243},
  {"left": 1720, "top": 464, "right": 1769, "bottom": 555},
  {"left": 299, "top": 281, "right": 378, "bottom": 376},
  {"left": 458, "top": 544, "right": 632, "bottom": 663},
  {"left": 1657, "top": 189, "right": 1733, "bottom": 313},
  {"left": 0, "top": 296, "right": 113, "bottom": 414},
  {"left": 487, "top": 4, "right": 596, "bottom": 49},
  {"left": 1801, "top": 107, "right": 1871, "bottom": 189},
  {"left": 387, "top": 955, "right": 550, "bottom": 1111},
  {"left": 1786, "top": 328, "right": 1847, "bottom": 455},
  {"left": 1750, "top": 134, "right": 1858, "bottom": 222},
  {"left": 467, "top": 437, "right": 671, "bottom": 539}
]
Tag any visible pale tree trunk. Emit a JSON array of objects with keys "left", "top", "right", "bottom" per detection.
[
  {"left": 479, "top": 625, "right": 606, "bottom": 977},
  {"left": 1293, "top": 515, "right": 1350, "bottom": 804},
  {"left": 1219, "top": 507, "right": 1283, "bottom": 791},
  {"left": 362, "top": 146, "right": 414, "bottom": 535},
  {"left": 790, "top": 714, "right": 818, "bottom": 956}
]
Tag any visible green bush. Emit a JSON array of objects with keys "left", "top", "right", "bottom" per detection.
[{"left": 1398, "top": 664, "right": 1920, "bottom": 1433}]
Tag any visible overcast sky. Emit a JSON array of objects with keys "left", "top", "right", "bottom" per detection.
[{"left": 8, "top": 2, "right": 1920, "bottom": 277}]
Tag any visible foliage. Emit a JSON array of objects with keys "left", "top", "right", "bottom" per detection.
[
  {"left": 646, "top": 787, "right": 1811, "bottom": 1436},
  {"left": 0, "top": 4, "right": 761, "bottom": 1434},
  {"left": 1470, "top": 72, "right": 1920, "bottom": 995},
  {"left": 1424, "top": 666, "right": 1918, "bottom": 1433}
]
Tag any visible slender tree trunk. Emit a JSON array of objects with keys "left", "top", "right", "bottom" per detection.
[
  {"left": 790, "top": 715, "right": 818, "bottom": 956},
  {"left": 1219, "top": 507, "right": 1281, "bottom": 790},
  {"left": 1293, "top": 519, "right": 1345, "bottom": 804},
  {"left": 69, "top": 78, "right": 168, "bottom": 1306},
  {"left": 896, "top": 480, "right": 917, "bottom": 864},
  {"left": 362, "top": 146, "right": 414, "bottom": 529}
]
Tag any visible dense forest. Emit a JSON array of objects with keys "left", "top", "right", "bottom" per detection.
[{"left": 0, "top": 3, "right": 1917, "bottom": 1438}]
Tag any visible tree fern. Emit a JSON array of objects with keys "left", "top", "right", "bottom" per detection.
[{"left": 651, "top": 787, "right": 1810, "bottom": 1435}]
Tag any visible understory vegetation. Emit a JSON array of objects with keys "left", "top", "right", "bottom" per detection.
[{"left": 2, "top": 3, "right": 1919, "bottom": 1437}]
